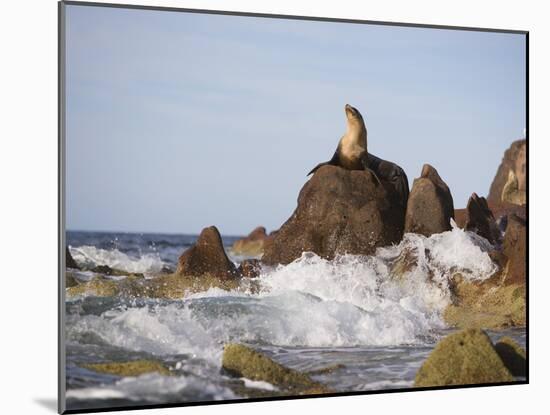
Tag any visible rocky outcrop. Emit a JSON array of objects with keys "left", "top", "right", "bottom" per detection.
[
  {"left": 82, "top": 360, "right": 171, "bottom": 377},
  {"left": 222, "top": 344, "right": 331, "bottom": 394},
  {"left": 414, "top": 329, "right": 514, "bottom": 387},
  {"left": 494, "top": 337, "right": 526, "bottom": 377},
  {"left": 176, "top": 226, "right": 238, "bottom": 279},
  {"left": 66, "top": 247, "right": 80, "bottom": 270},
  {"left": 262, "top": 165, "right": 408, "bottom": 265},
  {"left": 502, "top": 214, "right": 526, "bottom": 285},
  {"left": 464, "top": 193, "right": 501, "bottom": 245},
  {"left": 488, "top": 139, "right": 526, "bottom": 205},
  {"left": 501, "top": 170, "right": 526, "bottom": 205},
  {"left": 231, "top": 227, "right": 269, "bottom": 257},
  {"left": 404, "top": 164, "right": 454, "bottom": 237}
]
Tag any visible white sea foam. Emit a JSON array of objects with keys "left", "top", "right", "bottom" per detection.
[
  {"left": 69, "top": 245, "right": 165, "bottom": 274},
  {"left": 67, "top": 226, "right": 497, "bottom": 363},
  {"left": 66, "top": 373, "right": 237, "bottom": 402}
]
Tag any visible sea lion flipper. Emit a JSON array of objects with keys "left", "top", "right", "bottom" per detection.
[
  {"left": 361, "top": 154, "right": 382, "bottom": 185},
  {"left": 307, "top": 149, "right": 339, "bottom": 176}
]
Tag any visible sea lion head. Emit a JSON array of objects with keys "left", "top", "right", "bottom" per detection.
[{"left": 345, "top": 104, "right": 364, "bottom": 125}]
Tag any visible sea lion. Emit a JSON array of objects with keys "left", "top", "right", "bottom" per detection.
[
  {"left": 307, "top": 104, "right": 409, "bottom": 205},
  {"left": 307, "top": 104, "right": 372, "bottom": 176}
]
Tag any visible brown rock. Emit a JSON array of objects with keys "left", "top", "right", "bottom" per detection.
[
  {"left": 176, "top": 226, "right": 238, "bottom": 280},
  {"left": 66, "top": 247, "right": 80, "bottom": 270},
  {"left": 231, "top": 226, "right": 268, "bottom": 257},
  {"left": 464, "top": 193, "right": 501, "bottom": 245},
  {"left": 262, "top": 165, "right": 407, "bottom": 265},
  {"left": 404, "top": 164, "right": 454, "bottom": 236},
  {"left": 488, "top": 139, "right": 526, "bottom": 205},
  {"left": 502, "top": 214, "right": 526, "bottom": 285},
  {"left": 238, "top": 259, "right": 262, "bottom": 278}
]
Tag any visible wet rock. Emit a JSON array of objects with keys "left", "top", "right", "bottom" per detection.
[
  {"left": 231, "top": 227, "right": 269, "bottom": 257},
  {"left": 501, "top": 170, "right": 526, "bottom": 205},
  {"left": 222, "top": 344, "right": 331, "bottom": 394},
  {"left": 238, "top": 259, "right": 262, "bottom": 278},
  {"left": 488, "top": 139, "right": 526, "bottom": 205},
  {"left": 444, "top": 276, "right": 525, "bottom": 329},
  {"left": 176, "top": 226, "right": 238, "bottom": 280},
  {"left": 404, "top": 164, "right": 454, "bottom": 237},
  {"left": 90, "top": 264, "right": 144, "bottom": 278},
  {"left": 65, "top": 271, "right": 80, "bottom": 288},
  {"left": 464, "top": 193, "right": 501, "bottom": 245},
  {"left": 66, "top": 273, "right": 241, "bottom": 299},
  {"left": 66, "top": 247, "right": 80, "bottom": 270},
  {"left": 502, "top": 214, "right": 526, "bottom": 285},
  {"left": 82, "top": 360, "right": 171, "bottom": 377},
  {"left": 262, "top": 165, "right": 407, "bottom": 265},
  {"left": 414, "top": 329, "right": 514, "bottom": 387},
  {"left": 494, "top": 337, "right": 526, "bottom": 377}
]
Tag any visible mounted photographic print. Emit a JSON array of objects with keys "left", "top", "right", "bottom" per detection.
[{"left": 59, "top": 1, "right": 528, "bottom": 413}]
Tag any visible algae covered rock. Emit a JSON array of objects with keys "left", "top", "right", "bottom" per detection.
[
  {"left": 82, "top": 360, "right": 171, "bottom": 377},
  {"left": 495, "top": 336, "right": 526, "bottom": 377},
  {"left": 177, "top": 226, "right": 238, "bottom": 280},
  {"left": 222, "top": 344, "right": 330, "bottom": 394},
  {"left": 443, "top": 276, "right": 525, "bottom": 329},
  {"left": 414, "top": 329, "right": 514, "bottom": 387},
  {"left": 404, "top": 164, "right": 454, "bottom": 237}
]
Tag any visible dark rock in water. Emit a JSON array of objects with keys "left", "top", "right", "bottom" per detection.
[
  {"left": 262, "top": 165, "right": 408, "bottom": 265},
  {"left": 222, "top": 343, "right": 331, "bottom": 394},
  {"left": 414, "top": 329, "right": 514, "bottom": 387},
  {"left": 66, "top": 247, "right": 80, "bottom": 270},
  {"left": 464, "top": 193, "right": 501, "bottom": 245},
  {"left": 90, "top": 264, "right": 144, "bottom": 278},
  {"left": 494, "top": 337, "right": 526, "bottom": 377},
  {"left": 488, "top": 139, "right": 526, "bottom": 205},
  {"left": 238, "top": 259, "right": 262, "bottom": 278},
  {"left": 231, "top": 226, "right": 268, "bottom": 256},
  {"left": 404, "top": 164, "right": 454, "bottom": 236},
  {"left": 176, "top": 226, "right": 238, "bottom": 279},
  {"left": 502, "top": 214, "right": 526, "bottom": 285}
]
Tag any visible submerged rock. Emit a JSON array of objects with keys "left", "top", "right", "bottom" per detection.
[
  {"left": 231, "top": 227, "right": 269, "bottom": 257},
  {"left": 404, "top": 164, "right": 454, "bottom": 237},
  {"left": 488, "top": 139, "right": 526, "bottom": 205},
  {"left": 502, "top": 214, "right": 526, "bottom": 285},
  {"left": 414, "top": 329, "right": 514, "bottom": 387},
  {"left": 464, "top": 193, "right": 501, "bottom": 245},
  {"left": 494, "top": 337, "right": 526, "bottom": 377},
  {"left": 82, "top": 360, "right": 171, "bottom": 377},
  {"left": 176, "top": 226, "right": 238, "bottom": 280},
  {"left": 222, "top": 344, "right": 331, "bottom": 394},
  {"left": 262, "top": 165, "right": 407, "bottom": 265}
]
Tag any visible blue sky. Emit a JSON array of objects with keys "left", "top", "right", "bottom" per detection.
[{"left": 65, "top": 4, "right": 526, "bottom": 235}]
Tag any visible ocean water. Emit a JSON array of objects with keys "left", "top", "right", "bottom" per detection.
[{"left": 65, "top": 227, "right": 526, "bottom": 411}]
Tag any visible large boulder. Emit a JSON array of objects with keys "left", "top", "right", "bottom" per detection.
[
  {"left": 488, "top": 139, "right": 526, "bottom": 205},
  {"left": 501, "top": 170, "right": 526, "bottom": 205},
  {"left": 414, "top": 329, "right": 514, "bottom": 387},
  {"left": 464, "top": 193, "right": 501, "bottom": 245},
  {"left": 176, "top": 226, "right": 238, "bottom": 279},
  {"left": 502, "top": 214, "right": 526, "bottom": 285},
  {"left": 231, "top": 226, "right": 269, "bottom": 257},
  {"left": 404, "top": 164, "right": 454, "bottom": 236},
  {"left": 262, "top": 165, "right": 407, "bottom": 265}
]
